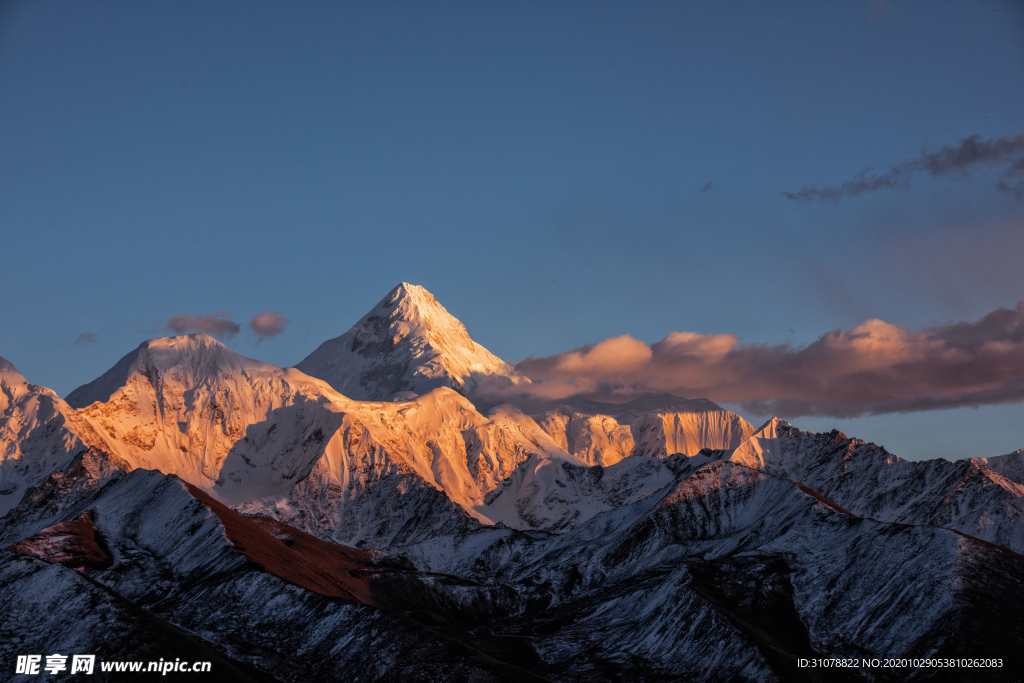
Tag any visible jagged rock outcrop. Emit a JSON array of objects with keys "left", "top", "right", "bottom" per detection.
[{"left": 728, "top": 417, "right": 1024, "bottom": 553}]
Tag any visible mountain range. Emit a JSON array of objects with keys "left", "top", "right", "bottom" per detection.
[{"left": 2, "top": 282, "right": 1022, "bottom": 682}]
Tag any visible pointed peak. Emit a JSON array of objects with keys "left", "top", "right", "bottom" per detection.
[
  {"left": 297, "top": 282, "right": 520, "bottom": 401},
  {"left": 389, "top": 281, "right": 423, "bottom": 297},
  {"left": 726, "top": 417, "right": 794, "bottom": 469},
  {"left": 0, "top": 356, "right": 66, "bottom": 403},
  {"left": 0, "top": 355, "right": 29, "bottom": 390},
  {"left": 755, "top": 416, "right": 793, "bottom": 435},
  {"left": 375, "top": 283, "right": 457, "bottom": 324},
  {"left": 0, "top": 354, "right": 20, "bottom": 376},
  {"left": 384, "top": 282, "right": 430, "bottom": 300},
  {"left": 383, "top": 282, "right": 416, "bottom": 307},
  {"left": 351, "top": 283, "right": 473, "bottom": 348}
]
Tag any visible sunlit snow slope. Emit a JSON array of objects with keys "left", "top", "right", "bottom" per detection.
[
  {"left": 57, "top": 334, "right": 582, "bottom": 544},
  {"left": 0, "top": 356, "right": 120, "bottom": 516},
  {"left": 296, "top": 283, "right": 525, "bottom": 401}
]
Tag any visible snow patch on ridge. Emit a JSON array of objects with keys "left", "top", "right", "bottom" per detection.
[{"left": 658, "top": 460, "right": 771, "bottom": 508}]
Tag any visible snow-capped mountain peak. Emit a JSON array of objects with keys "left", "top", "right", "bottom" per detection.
[
  {"left": 58, "top": 333, "right": 357, "bottom": 499},
  {"left": 0, "top": 355, "right": 20, "bottom": 378},
  {"left": 1, "top": 355, "right": 121, "bottom": 517},
  {"left": 726, "top": 416, "right": 793, "bottom": 470},
  {"left": 65, "top": 333, "right": 305, "bottom": 408},
  {"left": 296, "top": 282, "right": 524, "bottom": 401},
  {"left": 42, "top": 330, "right": 567, "bottom": 545}
]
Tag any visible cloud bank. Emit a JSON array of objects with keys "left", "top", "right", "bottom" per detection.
[
  {"left": 166, "top": 313, "right": 240, "bottom": 339},
  {"left": 249, "top": 312, "right": 289, "bottom": 339},
  {"left": 513, "top": 301, "right": 1024, "bottom": 418},
  {"left": 785, "top": 132, "right": 1024, "bottom": 202}
]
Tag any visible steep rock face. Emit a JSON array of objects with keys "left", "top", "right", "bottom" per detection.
[
  {"left": 243, "top": 395, "right": 580, "bottom": 547},
  {"left": 728, "top": 418, "right": 1024, "bottom": 553},
  {"left": 538, "top": 410, "right": 635, "bottom": 466},
  {"left": 629, "top": 408, "right": 754, "bottom": 458},
  {"left": 0, "top": 357, "right": 117, "bottom": 516},
  {"left": 296, "top": 283, "right": 525, "bottom": 401},
  {"left": 537, "top": 396, "right": 754, "bottom": 466}
]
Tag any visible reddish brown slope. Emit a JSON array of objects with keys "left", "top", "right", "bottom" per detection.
[
  {"left": 5, "top": 510, "right": 111, "bottom": 571},
  {"left": 182, "top": 482, "right": 376, "bottom": 605}
]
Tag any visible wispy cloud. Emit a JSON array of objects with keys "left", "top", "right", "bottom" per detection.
[
  {"left": 249, "top": 311, "right": 289, "bottom": 340},
  {"left": 509, "top": 301, "right": 1024, "bottom": 418},
  {"left": 166, "top": 313, "right": 240, "bottom": 339},
  {"left": 74, "top": 331, "right": 96, "bottom": 344},
  {"left": 785, "top": 132, "right": 1024, "bottom": 202}
]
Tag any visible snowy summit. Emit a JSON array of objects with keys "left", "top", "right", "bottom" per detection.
[{"left": 296, "top": 282, "right": 524, "bottom": 401}]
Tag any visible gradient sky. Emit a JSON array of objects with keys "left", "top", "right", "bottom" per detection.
[{"left": 2, "top": 1, "right": 1022, "bottom": 461}]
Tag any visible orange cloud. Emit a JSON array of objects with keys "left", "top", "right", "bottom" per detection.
[{"left": 513, "top": 301, "right": 1024, "bottom": 417}]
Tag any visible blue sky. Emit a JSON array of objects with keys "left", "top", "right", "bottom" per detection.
[{"left": 1, "top": 1, "right": 1022, "bottom": 460}]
